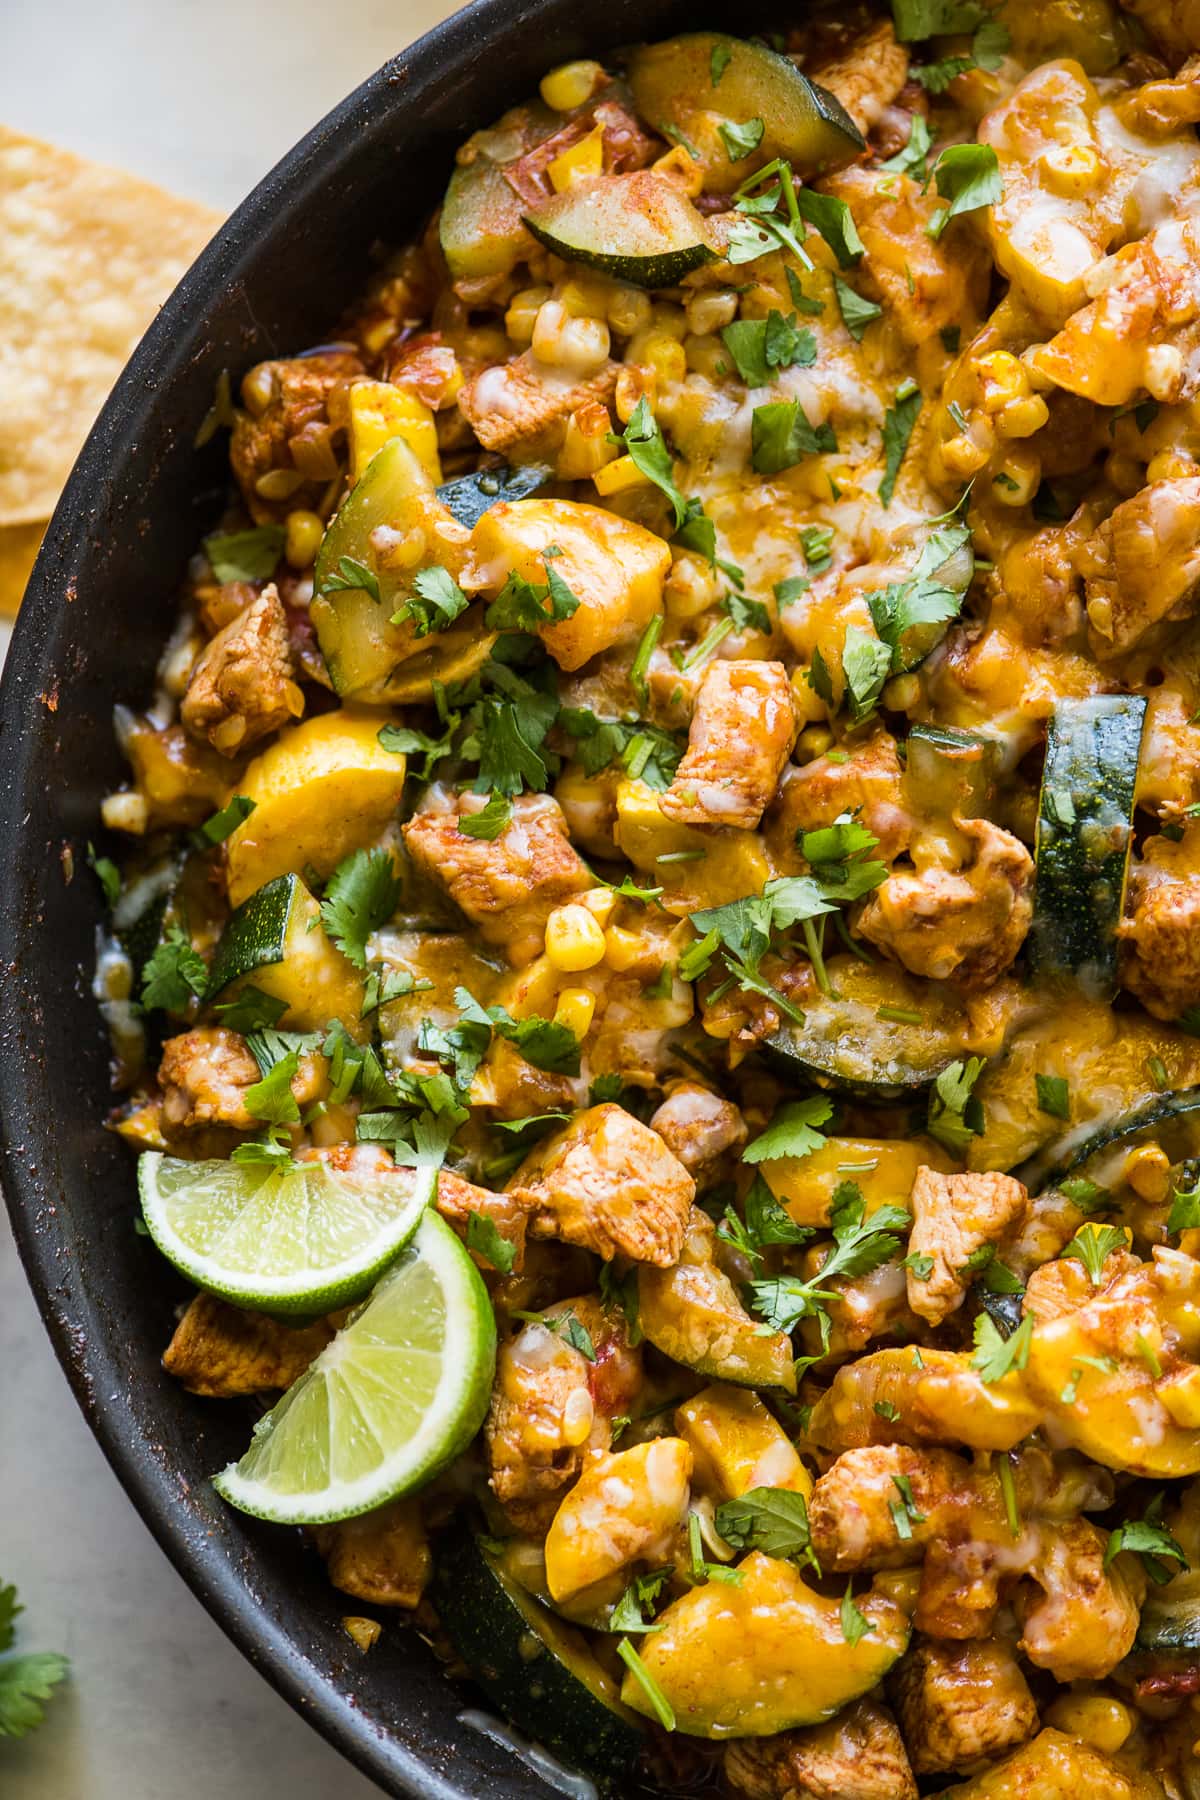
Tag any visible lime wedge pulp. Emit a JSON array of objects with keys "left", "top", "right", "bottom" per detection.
[
  {"left": 212, "top": 1208, "right": 497, "bottom": 1523},
  {"left": 138, "top": 1150, "right": 435, "bottom": 1315}
]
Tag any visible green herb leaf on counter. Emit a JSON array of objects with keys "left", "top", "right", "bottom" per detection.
[
  {"left": 456, "top": 791, "right": 513, "bottom": 840},
  {"left": 192, "top": 794, "right": 255, "bottom": 849},
  {"left": 140, "top": 924, "right": 207, "bottom": 1014},
  {"left": 718, "top": 117, "right": 766, "bottom": 162},
  {"left": 751, "top": 400, "right": 837, "bottom": 475},
  {"left": 396, "top": 564, "right": 470, "bottom": 636},
  {"left": 0, "top": 1579, "right": 69, "bottom": 1739},
  {"left": 204, "top": 524, "right": 285, "bottom": 583},
  {"left": 320, "top": 848, "right": 401, "bottom": 968},
  {"left": 880, "top": 384, "right": 922, "bottom": 506}
]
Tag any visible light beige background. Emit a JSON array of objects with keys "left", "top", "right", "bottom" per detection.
[{"left": 0, "top": 2, "right": 458, "bottom": 1794}]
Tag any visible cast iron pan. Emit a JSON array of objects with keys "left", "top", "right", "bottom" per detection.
[{"left": 0, "top": 0, "right": 785, "bottom": 1790}]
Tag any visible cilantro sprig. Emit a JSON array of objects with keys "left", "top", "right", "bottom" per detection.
[
  {"left": 0, "top": 1580, "right": 69, "bottom": 1740},
  {"left": 320, "top": 848, "right": 401, "bottom": 969},
  {"left": 749, "top": 1182, "right": 911, "bottom": 1359}
]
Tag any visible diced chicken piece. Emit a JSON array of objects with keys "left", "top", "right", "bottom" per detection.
[
  {"left": 1018, "top": 1517, "right": 1145, "bottom": 1680},
  {"left": 162, "top": 1291, "right": 333, "bottom": 1396},
  {"left": 1119, "top": 0, "right": 1200, "bottom": 60},
  {"left": 857, "top": 819, "right": 1034, "bottom": 988},
  {"left": 543, "top": 1437, "right": 692, "bottom": 1602},
  {"left": 180, "top": 587, "right": 300, "bottom": 757},
  {"left": 1082, "top": 477, "right": 1200, "bottom": 654},
  {"left": 1027, "top": 215, "right": 1200, "bottom": 409},
  {"left": 648, "top": 1081, "right": 747, "bottom": 1184},
  {"left": 1120, "top": 832, "right": 1200, "bottom": 1019},
  {"left": 890, "top": 1638, "right": 1038, "bottom": 1774},
  {"left": 402, "top": 789, "right": 591, "bottom": 966},
  {"left": 230, "top": 350, "right": 364, "bottom": 523},
  {"left": 940, "top": 1728, "right": 1164, "bottom": 1800},
  {"left": 906, "top": 1168, "right": 1029, "bottom": 1327},
  {"left": 725, "top": 1700, "right": 918, "bottom": 1800},
  {"left": 466, "top": 496, "right": 670, "bottom": 671},
  {"left": 485, "top": 1295, "right": 641, "bottom": 1530},
  {"left": 509, "top": 1103, "right": 695, "bottom": 1266},
  {"left": 313, "top": 1498, "right": 431, "bottom": 1608},
  {"left": 457, "top": 352, "right": 618, "bottom": 454},
  {"left": 805, "top": 20, "right": 910, "bottom": 135},
  {"left": 808, "top": 1348, "right": 1040, "bottom": 1455},
  {"left": 819, "top": 166, "right": 989, "bottom": 348},
  {"left": 767, "top": 731, "right": 912, "bottom": 865},
  {"left": 436, "top": 1169, "right": 528, "bottom": 1271},
  {"left": 808, "top": 1444, "right": 970, "bottom": 1572},
  {"left": 660, "top": 661, "right": 797, "bottom": 830},
  {"left": 158, "top": 1027, "right": 260, "bottom": 1132}
]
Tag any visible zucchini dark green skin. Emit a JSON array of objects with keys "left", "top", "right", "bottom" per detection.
[
  {"left": 1136, "top": 1579, "right": 1200, "bottom": 1654},
  {"left": 906, "top": 724, "right": 997, "bottom": 822},
  {"left": 524, "top": 172, "right": 716, "bottom": 290},
  {"left": 206, "top": 873, "right": 299, "bottom": 998},
  {"left": 765, "top": 957, "right": 963, "bottom": 1098},
  {"left": 1024, "top": 1086, "right": 1200, "bottom": 1194},
  {"left": 1030, "top": 694, "right": 1147, "bottom": 997},
  {"left": 433, "top": 1525, "right": 644, "bottom": 1793},
  {"left": 437, "top": 462, "right": 552, "bottom": 530}
]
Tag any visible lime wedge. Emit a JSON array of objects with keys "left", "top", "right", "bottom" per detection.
[
  {"left": 138, "top": 1151, "right": 434, "bottom": 1315},
  {"left": 212, "top": 1209, "right": 496, "bottom": 1523}
]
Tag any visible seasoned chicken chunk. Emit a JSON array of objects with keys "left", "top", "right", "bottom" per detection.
[
  {"left": 939, "top": 1728, "right": 1164, "bottom": 1800},
  {"left": 768, "top": 731, "right": 911, "bottom": 865},
  {"left": 890, "top": 1638, "right": 1038, "bottom": 1774},
  {"left": 660, "top": 661, "right": 797, "bottom": 830},
  {"left": 180, "top": 587, "right": 301, "bottom": 757},
  {"left": 485, "top": 1295, "right": 641, "bottom": 1530},
  {"left": 858, "top": 820, "right": 1034, "bottom": 987},
  {"left": 229, "top": 350, "right": 364, "bottom": 523},
  {"left": 509, "top": 1103, "right": 695, "bottom": 1265},
  {"left": 436, "top": 1169, "right": 528, "bottom": 1271},
  {"left": 1120, "top": 831, "right": 1200, "bottom": 1019},
  {"left": 1016, "top": 1517, "right": 1144, "bottom": 1680},
  {"left": 805, "top": 20, "right": 910, "bottom": 135},
  {"left": 725, "top": 1700, "right": 917, "bottom": 1800},
  {"left": 402, "top": 789, "right": 591, "bottom": 966},
  {"left": 648, "top": 1081, "right": 747, "bottom": 1184},
  {"left": 162, "top": 1291, "right": 333, "bottom": 1396},
  {"left": 313, "top": 1498, "right": 431, "bottom": 1608},
  {"left": 809, "top": 1444, "right": 967, "bottom": 1572},
  {"left": 906, "top": 1168, "right": 1029, "bottom": 1326},
  {"left": 1082, "top": 477, "right": 1200, "bottom": 654},
  {"left": 158, "top": 1027, "right": 260, "bottom": 1132},
  {"left": 457, "top": 352, "right": 618, "bottom": 453}
]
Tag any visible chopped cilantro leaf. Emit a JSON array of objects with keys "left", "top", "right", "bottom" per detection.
[
  {"left": 880, "top": 385, "right": 922, "bottom": 507},
  {"left": 718, "top": 117, "right": 766, "bottom": 161},
  {"left": 457, "top": 791, "right": 512, "bottom": 840},
  {"left": 751, "top": 400, "right": 837, "bottom": 475},
  {"left": 204, "top": 524, "right": 284, "bottom": 583},
  {"left": 140, "top": 925, "right": 206, "bottom": 1014},
  {"left": 396, "top": 564, "right": 470, "bottom": 636},
  {"left": 320, "top": 848, "right": 401, "bottom": 968}
]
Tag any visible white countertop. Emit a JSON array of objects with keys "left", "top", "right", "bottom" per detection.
[{"left": 1, "top": 3, "right": 458, "bottom": 1793}]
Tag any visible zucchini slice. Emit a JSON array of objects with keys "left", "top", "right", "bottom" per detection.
[
  {"left": 437, "top": 461, "right": 552, "bottom": 530},
  {"left": 637, "top": 1210, "right": 795, "bottom": 1392},
  {"left": 966, "top": 990, "right": 1200, "bottom": 1179},
  {"left": 628, "top": 32, "right": 863, "bottom": 194},
  {"left": 438, "top": 98, "right": 561, "bottom": 283},
  {"left": 433, "top": 1525, "right": 644, "bottom": 1792},
  {"left": 1026, "top": 1087, "right": 1200, "bottom": 1195},
  {"left": 311, "top": 437, "right": 494, "bottom": 703},
  {"left": 524, "top": 171, "right": 716, "bottom": 289},
  {"left": 765, "top": 957, "right": 969, "bottom": 1097},
  {"left": 905, "top": 723, "right": 997, "bottom": 821},
  {"left": 1030, "top": 694, "right": 1147, "bottom": 996},
  {"left": 207, "top": 873, "right": 365, "bottom": 1034}
]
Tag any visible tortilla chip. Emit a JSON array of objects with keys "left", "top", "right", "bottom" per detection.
[
  {"left": 0, "top": 520, "right": 45, "bottom": 616},
  {"left": 0, "top": 128, "right": 222, "bottom": 525}
]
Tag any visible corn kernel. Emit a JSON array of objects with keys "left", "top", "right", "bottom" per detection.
[
  {"left": 548, "top": 125, "right": 605, "bottom": 192},
  {"left": 593, "top": 454, "right": 653, "bottom": 496},
  {"left": 1125, "top": 1142, "right": 1172, "bottom": 1202},
  {"left": 1105, "top": 451, "right": 1145, "bottom": 497},
  {"left": 558, "top": 403, "right": 619, "bottom": 479},
  {"left": 342, "top": 1616, "right": 382, "bottom": 1654},
  {"left": 255, "top": 467, "right": 306, "bottom": 501},
  {"left": 629, "top": 330, "right": 686, "bottom": 384},
  {"left": 284, "top": 508, "right": 325, "bottom": 570},
  {"left": 554, "top": 987, "right": 597, "bottom": 1037},
  {"left": 581, "top": 887, "right": 616, "bottom": 925},
  {"left": 545, "top": 903, "right": 608, "bottom": 972},
  {"left": 1148, "top": 450, "right": 1196, "bottom": 482},
  {"left": 990, "top": 449, "right": 1040, "bottom": 507},
  {"left": 652, "top": 144, "right": 705, "bottom": 197},
  {"left": 1044, "top": 1693, "right": 1133, "bottom": 1754},
  {"left": 651, "top": 303, "right": 688, "bottom": 342},
  {"left": 1039, "top": 143, "right": 1103, "bottom": 197},
  {"left": 506, "top": 285, "right": 553, "bottom": 347},
  {"left": 558, "top": 275, "right": 611, "bottom": 319},
  {"left": 241, "top": 361, "right": 277, "bottom": 416},
  {"left": 101, "top": 790, "right": 149, "bottom": 834},
  {"left": 604, "top": 926, "right": 644, "bottom": 972},
  {"left": 796, "top": 725, "right": 834, "bottom": 761},
  {"left": 615, "top": 365, "right": 654, "bottom": 423},
  {"left": 664, "top": 552, "right": 721, "bottom": 619},
  {"left": 608, "top": 285, "right": 653, "bottom": 338},
  {"left": 539, "top": 58, "right": 606, "bottom": 113},
  {"left": 113, "top": 1103, "right": 167, "bottom": 1151},
  {"left": 685, "top": 290, "right": 739, "bottom": 337},
  {"left": 532, "top": 300, "right": 610, "bottom": 376},
  {"left": 976, "top": 351, "right": 1029, "bottom": 412},
  {"left": 684, "top": 332, "right": 730, "bottom": 378},
  {"left": 1158, "top": 1365, "right": 1200, "bottom": 1428},
  {"left": 995, "top": 394, "right": 1050, "bottom": 440},
  {"left": 941, "top": 431, "right": 992, "bottom": 478},
  {"left": 1146, "top": 343, "right": 1184, "bottom": 401}
]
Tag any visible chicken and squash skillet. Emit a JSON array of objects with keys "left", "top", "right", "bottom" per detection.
[{"left": 92, "top": 5, "right": 1200, "bottom": 1794}]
